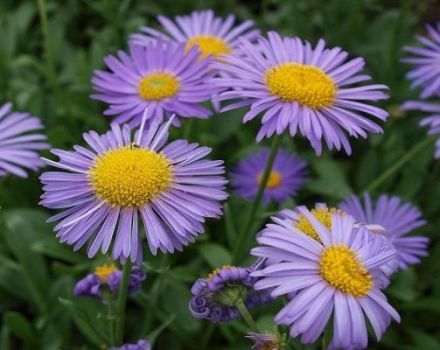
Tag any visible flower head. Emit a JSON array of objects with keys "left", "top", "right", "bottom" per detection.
[
  {"left": 0, "top": 102, "right": 49, "bottom": 177},
  {"left": 401, "top": 100, "right": 440, "bottom": 158},
  {"left": 402, "top": 23, "right": 440, "bottom": 99},
  {"left": 230, "top": 147, "right": 307, "bottom": 203},
  {"left": 339, "top": 193, "right": 428, "bottom": 269},
  {"left": 130, "top": 10, "right": 259, "bottom": 60},
  {"left": 215, "top": 32, "right": 389, "bottom": 155},
  {"left": 74, "top": 264, "right": 145, "bottom": 298},
  {"left": 246, "top": 332, "right": 282, "bottom": 350},
  {"left": 91, "top": 40, "right": 215, "bottom": 127},
  {"left": 110, "top": 339, "right": 151, "bottom": 350},
  {"left": 189, "top": 265, "right": 271, "bottom": 323},
  {"left": 40, "top": 116, "right": 227, "bottom": 262},
  {"left": 251, "top": 207, "right": 400, "bottom": 349}
]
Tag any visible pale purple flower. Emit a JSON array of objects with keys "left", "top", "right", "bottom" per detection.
[
  {"left": 402, "top": 23, "right": 440, "bottom": 98},
  {"left": 0, "top": 102, "right": 49, "bottom": 177},
  {"left": 91, "top": 40, "right": 215, "bottom": 127},
  {"left": 251, "top": 207, "right": 400, "bottom": 349},
  {"left": 39, "top": 116, "right": 227, "bottom": 263},
  {"left": 339, "top": 193, "right": 428, "bottom": 269},
  {"left": 189, "top": 265, "right": 271, "bottom": 323},
  {"left": 401, "top": 100, "right": 440, "bottom": 158},
  {"left": 214, "top": 31, "right": 389, "bottom": 155},
  {"left": 110, "top": 339, "right": 151, "bottom": 350},
  {"left": 246, "top": 332, "right": 281, "bottom": 350},
  {"left": 230, "top": 147, "right": 307, "bottom": 203}
]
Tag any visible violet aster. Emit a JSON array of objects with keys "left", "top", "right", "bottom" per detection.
[
  {"left": 214, "top": 31, "right": 389, "bottom": 155},
  {"left": 251, "top": 207, "right": 400, "bottom": 349},
  {"left": 189, "top": 265, "right": 271, "bottom": 323},
  {"left": 402, "top": 23, "right": 440, "bottom": 98},
  {"left": 39, "top": 115, "right": 227, "bottom": 263},
  {"left": 130, "top": 10, "right": 259, "bottom": 60},
  {"left": 110, "top": 339, "right": 151, "bottom": 350},
  {"left": 339, "top": 193, "right": 428, "bottom": 269},
  {"left": 246, "top": 332, "right": 282, "bottom": 350},
  {"left": 401, "top": 100, "right": 440, "bottom": 158},
  {"left": 230, "top": 147, "right": 307, "bottom": 203},
  {"left": 91, "top": 40, "right": 215, "bottom": 127},
  {"left": 0, "top": 102, "right": 49, "bottom": 177},
  {"left": 74, "top": 264, "right": 146, "bottom": 298}
]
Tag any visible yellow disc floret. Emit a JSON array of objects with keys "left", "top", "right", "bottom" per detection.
[
  {"left": 265, "top": 63, "right": 337, "bottom": 108},
  {"left": 95, "top": 263, "right": 118, "bottom": 282},
  {"left": 89, "top": 146, "right": 173, "bottom": 208},
  {"left": 207, "top": 264, "right": 233, "bottom": 281},
  {"left": 320, "top": 245, "right": 373, "bottom": 297},
  {"left": 186, "top": 35, "right": 231, "bottom": 59},
  {"left": 257, "top": 170, "right": 282, "bottom": 189},
  {"left": 138, "top": 72, "right": 180, "bottom": 100},
  {"left": 294, "top": 207, "right": 343, "bottom": 242}
]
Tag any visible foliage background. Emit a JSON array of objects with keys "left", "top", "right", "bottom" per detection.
[{"left": 0, "top": 0, "right": 439, "bottom": 349}]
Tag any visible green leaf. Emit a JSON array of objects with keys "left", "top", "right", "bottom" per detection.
[
  {"left": 3, "top": 311, "right": 38, "bottom": 346},
  {"left": 197, "top": 243, "right": 232, "bottom": 269}
]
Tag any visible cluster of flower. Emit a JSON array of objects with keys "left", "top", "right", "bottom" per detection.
[{"left": 0, "top": 8, "right": 433, "bottom": 350}]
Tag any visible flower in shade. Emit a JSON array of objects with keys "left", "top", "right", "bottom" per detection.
[
  {"left": 91, "top": 40, "right": 215, "bottom": 127},
  {"left": 230, "top": 147, "right": 307, "bottom": 203},
  {"left": 214, "top": 31, "right": 389, "bottom": 155},
  {"left": 401, "top": 100, "right": 440, "bottom": 158},
  {"left": 246, "top": 332, "right": 283, "bottom": 350},
  {"left": 74, "top": 264, "right": 145, "bottom": 298},
  {"left": 130, "top": 10, "right": 259, "bottom": 61},
  {"left": 339, "top": 193, "right": 428, "bottom": 269},
  {"left": 251, "top": 207, "right": 400, "bottom": 349},
  {"left": 189, "top": 265, "right": 272, "bottom": 323},
  {"left": 0, "top": 102, "right": 49, "bottom": 177},
  {"left": 39, "top": 116, "right": 227, "bottom": 263},
  {"left": 110, "top": 339, "right": 151, "bottom": 350},
  {"left": 402, "top": 23, "right": 440, "bottom": 99}
]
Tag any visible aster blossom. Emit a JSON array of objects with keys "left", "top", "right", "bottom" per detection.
[
  {"left": 402, "top": 23, "right": 440, "bottom": 99},
  {"left": 230, "top": 147, "right": 307, "bottom": 203},
  {"left": 339, "top": 193, "right": 428, "bottom": 269},
  {"left": 39, "top": 115, "right": 228, "bottom": 263},
  {"left": 110, "top": 339, "right": 151, "bottom": 350},
  {"left": 91, "top": 40, "right": 215, "bottom": 127},
  {"left": 130, "top": 10, "right": 259, "bottom": 61},
  {"left": 189, "top": 265, "right": 271, "bottom": 323},
  {"left": 214, "top": 31, "right": 389, "bottom": 155},
  {"left": 251, "top": 207, "right": 400, "bottom": 349},
  {"left": 0, "top": 102, "right": 49, "bottom": 177},
  {"left": 246, "top": 332, "right": 282, "bottom": 350}
]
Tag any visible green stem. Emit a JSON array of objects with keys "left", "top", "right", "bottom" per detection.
[
  {"left": 235, "top": 298, "right": 259, "bottom": 332},
  {"left": 232, "top": 134, "right": 283, "bottom": 263},
  {"left": 321, "top": 325, "right": 331, "bottom": 350},
  {"left": 105, "top": 294, "right": 116, "bottom": 346},
  {"left": 183, "top": 119, "right": 194, "bottom": 140},
  {"left": 115, "top": 260, "right": 132, "bottom": 344},
  {"left": 364, "top": 136, "right": 434, "bottom": 193},
  {"left": 36, "top": 0, "right": 57, "bottom": 89}
]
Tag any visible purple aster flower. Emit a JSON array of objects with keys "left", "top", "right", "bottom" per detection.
[
  {"left": 39, "top": 116, "right": 228, "bottom": 263},
  {"left": 110, "top": 339, "right": 151, "bottom": 350},
  {"left": 91, "top": 40, "right": 215, "bottom": 127},
  {"left": 0, "top": 102, "right": 49, "bottom": 177},
  {"left": 130, "top": 10, "right": 259, "bottom": 61},
  {"left": 189, "top": 265, "right": 272, "bottom": 323},
  {"left": 214, "top": 31, "right": 389, "bottom": 155},
  {"left": 246, "top": 332, "right": 282, "bottom": 350},
  {"left": 401, "top": 100, "right": 440, "bottom": 158},
  {"left": 402, "top": 23, "right": 440, "bottom": 99},
  {"left": 73, "top": 264, "right": 146, "bottom": 298},
  {"left": 230, "top": 147, "right": 307, "bottom": 204},
  {"left": 251, "top": 207, "right": 400, "bottom": 349},
  {"left": 339, "top": 193, "right": 428, "bottom": 269}
]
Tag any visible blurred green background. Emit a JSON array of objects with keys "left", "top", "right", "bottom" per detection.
[{"left": 0, "top": 0, "right": 439, "bottom": 349}]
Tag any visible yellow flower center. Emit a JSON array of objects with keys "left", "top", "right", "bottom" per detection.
[
  {"left": 264, "top": 63, "right": 337, "bottom": 108},
  {"left": 207, "top": 264, "right": 233, "bottom": 281},
  {"left": 185, "top": 35, "right": 231, "bottom": 59},
  {"left": 257, "top": 170, "right": 282, "bottom": 189},
  {"left": 138, "top": 72, "right": 180, "bottom": 100},
  {"left": 94, "top": 264, "right": 118, "bottom": 282},
  {"left": 294, "top": 207, "right": 343, "bottom": 242},
  {"left": 319, "top": 245, "right": 373, "bottom": 297},
  {"left": 89, "top": 146, "right": 173, "bottom": 208}
]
